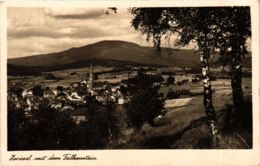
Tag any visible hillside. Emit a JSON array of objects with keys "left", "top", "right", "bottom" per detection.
[
  {"left": 8, "top": 40, "right": 251, "bottom": 75},
  {"left": 9, "top": 40, "right": 203, "bottom": 66},
  {"left": 8, "top": 41, "right": 200, "bottom": 70}
]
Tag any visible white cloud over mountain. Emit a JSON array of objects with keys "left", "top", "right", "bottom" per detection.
[
  {"left": 44, "top": 8, "right": 107, "bottom": 19},
  {"left": 7, "top": 7, "right": 146, "bottom": 58}
]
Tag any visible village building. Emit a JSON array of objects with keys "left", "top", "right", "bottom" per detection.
[
  {"left": 71, "top": 83, "right": 79, "bottom": 88},
  {"left": 52, "top": 89, "right": 58, "bottom": 96},
  {"left": 60, "top": 105, "right": 75, "bottom": 112},
  {"left": 43, "top": 87, "right": 55, "bottom": 98},
  {"left": 71, "top": 115, "right": 87, "bottom": 124},
  {"left": 67, "top": 92, "right": 84, "bottom": 103},
  {"left": 21, "top": 89, "right": 33, "bottom": 98},
  {"left": 111, "top": 87, "right": 117, "bottom": 93},
  {"left": 118, "top": 96, "right": 129, "bottom": 105},
  {"left": 51, "top": 102, "right": 62, "bottom": 109},
  {"left": 81, "top": 80, "right": 87, "bottom": 86}
]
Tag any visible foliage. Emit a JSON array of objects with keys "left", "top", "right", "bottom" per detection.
[
  {"left": 166, "top": 88, "right": 180, "bottom": 99},
  {"left": 126, "top": 69, "right": 163, "bottom": 93},
  {"left": 126, "top": 70, "right": 164, "bottom": 129},
  {"left": 130, "top": 7, "right": 251, "bottom": 134},
  {"left": 8, "top": 95, "right": 123, "bottom": 150},
  {"left": 154, "top": 74, "right": 164, "bottom": 82},
  {"left": 130, "top": 7, "right": 250, "bottom": 54},
  {"left": 127, "top": 88, "right": 164, "bottom": 129},
  {"left": 56, "top": 85, "right": 64, "bottom": 92},
  {"left": 167, "top": 74, "right": 175, "bottom": 86},
  {"left": 65, "top": 98, "right": 122, "bottom": 149},
  {"left": 119, "top": 85, "right": 128, "bottom": 94},
  {"left": 75, "top": 85, "right": 88, "bottom": 96},
  {"left": 32, "top": 85, "right": 44, "bottom": 96},
  {"left": 9, "top": 86, "right": 23, "bottom": 98},
  {"left": 8, "top": 104, "right": 27, "bottom": 150}
]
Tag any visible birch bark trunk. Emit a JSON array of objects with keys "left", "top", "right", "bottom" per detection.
[{"left": 199, "top": 47, "right": 218, "bottom": 136}]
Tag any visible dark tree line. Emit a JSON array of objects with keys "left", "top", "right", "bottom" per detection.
[
  {"left": 8, "top": 97, "right": 121, "bottom": 150},
  {"left": 125, "top": 70, "right": 165, "bottom": 130}
]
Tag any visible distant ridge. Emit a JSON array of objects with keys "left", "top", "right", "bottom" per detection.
[
  {"left": 8, "top": 40, "right": 202, "bottom": 66},
  {"left": 8, "top": 40, "right": 251, "bottom": 75}
]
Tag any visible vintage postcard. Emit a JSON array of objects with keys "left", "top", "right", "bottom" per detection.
[{"left": 0, "top": 0, "right": 259, "bottom": 165}]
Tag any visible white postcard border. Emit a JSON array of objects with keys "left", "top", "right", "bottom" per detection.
[{"left": 1, "top": 1, "right": 259, "bottom": 166}]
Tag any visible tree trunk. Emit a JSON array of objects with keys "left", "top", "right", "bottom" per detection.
[
  {"left": 231, "top": 43, "right": 244, "bottom": 126},
  {"left": 199, "top": 47, "right": 218, "bottom": 136}
]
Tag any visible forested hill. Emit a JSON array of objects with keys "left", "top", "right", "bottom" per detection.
[{"left": 8, "top": 40, "right": 251, "bottom": 75}]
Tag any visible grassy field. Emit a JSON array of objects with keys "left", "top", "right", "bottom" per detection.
[
  {"left": 8, "top": 66, "right": 131, "bottom": 88},
  {"left": 116, "top": 77, "right": 252, "bottom": 149}
]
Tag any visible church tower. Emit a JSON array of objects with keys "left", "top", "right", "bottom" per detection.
[{"left": 88, "top": 61, "right": 93, "bottom": 91}]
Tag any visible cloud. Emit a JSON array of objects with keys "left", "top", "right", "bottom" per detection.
[
  {"left": 8, "top": 10, "right": 137, "bottom": 40},
  {"left": 8, "top": 20, "right": 136, "bottom": 39},
  {"left": 7, "top": 33, "right": 145, "bottom": 58},
  {"left": 44, "top": 8, "right": 108, "bottom": 19},
  {"left": 8, "top": 37, "right": 49, "bottom": 58},
  {"left": 8, "top": 26, "right": 60, "bottom": 39},
  {"left": 8, "top": 7, "right": 135, "bottom": 39},
  {"left": 7, "top": 7, "right": 149, "bottom": 58}
]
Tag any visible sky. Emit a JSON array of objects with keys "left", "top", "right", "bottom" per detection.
[
  {"left": 7, "top": 7, "right": 251, "bottom": 59},
  {"left": 7, "top": 7, "right": 158, "bottom": 58}
]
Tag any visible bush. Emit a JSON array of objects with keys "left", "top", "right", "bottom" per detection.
[
  {"left": 8, "top": 97, "right": 124, "bottom": 150},
  {"left": 9, "top": 86, "right": 23, "bottom": 98},
  {"left": 167, "top": 75, "right": 175, "bottom": 86},
  {"left": 127, "top": 88, "right": 164, "bottom": 130},
  {"left": 8, "top": 105, "right": 27, "bottom": 150},
  {"left": 166, "top": 89, "right": 180, "bottom": 99},
  {"left": 32, "top": 85, "right": 44, "bottom": 96},
  {"left": 125, "top": 70, "right": 165, "bottom": 130}
]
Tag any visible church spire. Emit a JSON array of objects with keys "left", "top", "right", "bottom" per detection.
[{"left": 88, "top": 60, "right": 93, "bottom": 91}]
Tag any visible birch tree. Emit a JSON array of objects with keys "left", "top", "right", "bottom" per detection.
[
  {"left": 130, "top": 8, "right": 220, "bottom": 137},
  {"left": 213, "top": 7, "right": 251, "bottom": 126},
  {"left": 130, "top": 7, "right": 251, "bottom": 136}
]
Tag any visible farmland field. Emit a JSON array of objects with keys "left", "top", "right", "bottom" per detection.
[{"left": 115, "top": 77, "right": 252, "bottom": 149}]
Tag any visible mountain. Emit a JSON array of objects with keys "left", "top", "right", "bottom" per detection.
[
  {"left": 8, "top": 40, "right": 245, "bottom": 75},
  {"left": 9, "top": 40, "right": 203, "bottom": 66}
]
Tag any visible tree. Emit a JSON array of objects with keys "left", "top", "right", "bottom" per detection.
[
  {"left": 9, "top": 86, "right": 23, "bottom": 98},
  {"left": 167, "top": 74, "right": 175, "bottom": 86},
  {"left": 32, "top": 85, "right": 44, "bottom": 96},
  {"left": 119, "top": 85, "right": 128, "bottom": 94},
  {"left": 24, "top": 101, "right": 76, "bottom": 150},
  {"left": 8, "top": 104, "right": 27, "bottom": 150},
  {"left": 127, "top": 88, "right": 164, "bottom": 130},
  {"left": 213, "top": 7, "right": 251, "bottom": 126},
  {"left": 167, "top": 88, "right": 179, "bottom": 99},
  {"left": 82, "top": 99, "right": 121, "bottom": 148},
  {"left": 8, "top": 98, "right": 78, "bottom": 150},
  {"left": 56, "top": 85, "right": 64, "bottom": 92},
  {"left": 130, "top": 7, "right": 251, "bottom": 136},
  {"left": 153, "top": 74, "right": 164, "bottom": 83},
  {"left": 130, "top": 8, "right": 219, "bottom": 136},
  {"left": 126, "top": 70, "right": 164, "bottom": 129}
]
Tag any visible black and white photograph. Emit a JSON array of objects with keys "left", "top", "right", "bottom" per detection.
[{"left": 1, "top": 1, "right": 260, "bottom": 165}]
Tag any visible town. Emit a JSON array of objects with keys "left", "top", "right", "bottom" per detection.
[{"left": 8, "top": 62, "right": 204, "bottom": 125}]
